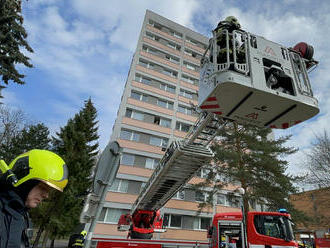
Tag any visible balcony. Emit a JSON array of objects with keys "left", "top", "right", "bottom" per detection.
[
  {"left": 117, "top": 138, "right": 165, "bottom": 155},
  {"left": 176, "top": 112, "right": 198, "bottom": 122},
  {"left": 122, "top": 116, "right": 172, "bottom": 135},
  {"left": 143, "top": 37, "right": 181, "bottom": 56},
  {"left": 180, "top": 80, "right": 199, "bottom": 91},
  {"left": 146, "top": 24, "right": 183, "bottom": 44},
  {"left": 182, "top": 66, "right": 200, "bottom": 78},
  {"left": 183, "top": 54, "right": 201, "bottom": 66},
  {"left": 131, "top": 80, "right": 176, "bottom": 100},
  {"left": 136, "top": 64, "right": 178, "bottom": 83},
  {"left": 105, "top": 191, "right": 137, "bottom": 203},
  {"left": 178, "top": 95, "right": 198, "bottom": 105},
  {"left": 140, "top": 50, "right": 180, "bottom": 70},
  {"left": 184, "top": 40, "right": 206, "bottom": 54},
  {"left": 118, "top": 165, "right": 153, "bottom": 178},
  {"left": 127, "top": 98, "right": 174, "bottom": 116},
  {"left": 164, "top": 198, "right": 213, "bottom": 212}
]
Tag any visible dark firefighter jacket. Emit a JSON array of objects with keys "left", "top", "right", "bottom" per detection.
[
  {"left": 0, "top": 190, "right": 30, "bottom": 248},
  {"left": 68, "top": 234, "right": 85, "bottom": 248}
]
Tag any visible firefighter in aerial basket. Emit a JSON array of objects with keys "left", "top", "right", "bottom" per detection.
[
  {"left": 0, "top": 150, "right": 68, "bottom": 248},
  {"left": 213, "top": 16, "right": 243, "bottom": 64}
]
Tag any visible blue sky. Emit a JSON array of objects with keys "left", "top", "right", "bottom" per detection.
[{"left": 2, "top": 0, "right": 330, "bottom": 176}]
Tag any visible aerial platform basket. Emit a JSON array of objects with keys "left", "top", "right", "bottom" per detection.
[{"left": 198, "top": 29, "right": 319, "bottom": 129}]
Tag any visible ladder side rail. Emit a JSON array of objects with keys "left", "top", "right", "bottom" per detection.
[
  {"left": 185, "top": 112, "right": 215, "bottom": 145},
  {"left": 133, "top": 142, "right": 214, "bottom": 212},
  {"left": 130, "top": 142, "right": 178, "bottom": 214}
]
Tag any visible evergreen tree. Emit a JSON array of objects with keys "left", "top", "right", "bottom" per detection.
[
  {"left": 196, "top": 122, "right": 301, "bottom": 221},
  {"left": 32, "top": 99, "right": 99, "bottom": 246},
  {"left": 0, "top": 122, "right": 51, "bottom": 163},
  {"left": 0, "top": 0, "right": 33, "bottom": 89}
]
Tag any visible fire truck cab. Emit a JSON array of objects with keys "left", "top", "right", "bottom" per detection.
[{"left": 208, "top": 212, "right": 296, "bottom": 248}]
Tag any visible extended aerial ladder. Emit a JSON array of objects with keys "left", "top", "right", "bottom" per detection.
[{"left": 117, "top": 19, "right": 319, "bottom": 239}]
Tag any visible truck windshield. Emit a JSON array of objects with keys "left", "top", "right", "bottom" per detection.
[{"left": 254, "top": 215, "right": 294, "bottom": 241}]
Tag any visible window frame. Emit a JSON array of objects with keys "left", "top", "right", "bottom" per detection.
[
  {"left": 99, "top": 208, "right": 129, "bottom": 224},
  {"left": 121, "top": 153, "right": 135, "bottom": 166},
  {"left": 120, "top": 130, "right": 140, "bottom": 142},
  {"left": 109, "top": 178, "right": 129, "bottom": 193},
  {"left": 164, "top": 214, "right": 182, "bottom": 228}
]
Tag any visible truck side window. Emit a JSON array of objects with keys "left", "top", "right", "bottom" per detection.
[{"left": 254, "top": 215, "right": 286, "bottom": 239}]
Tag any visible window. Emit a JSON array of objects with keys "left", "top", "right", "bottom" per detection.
[
  {"left": 109, "top": 179, "right": 129, "bottom": 193},
  {"left": 139, "top": 60, "right": 148, "bottom": 68},
  {"left": 145, "top": 157, "right": 159, "bottom": 169},
  {"left": 254, "top": 215, "right": 294, "bottom": 241},
  {"left": 216, "top": 194, "right": 227, "bottom": 205},
  {"left": 227, "top": 195, "right": 241, "bottom": 208},
  {"left": 184, "top": 49, "right": 202, "bottom": 59},
  {"left": 98, "top": 208, "right": 129, "bottom": 224},
  {"left": 167, "top": 42, "right": 181, "bottom": 51},
  {"left": 176, "top": 122, "right": 191, "bottom": 132},
  {"left": 164, "top": 214, "right": 182, "bottom": 228},
  {"left": 159, "top": 118, "right": 171, "bottom": 128},
  {"left": 186, "top": 37, "right": 207, "bottom": 49},
  {"left": 182, "top": 74, "right": 198, "bottom": 85},
  {"left": 120, "top": 130, "right": 140, "bottom": 142},
  {"left": 160, "top": 83, "right": 176, "bottom": 93},
  {"left": 184, "top": 49, "right": 192, "bottom": 56},
  {"left": 184, "top": 62, "right": 198, "bottom": 71},
  {"left": 130, "top": 91, "right": 148, "bottom": 102},
  {"left": 165, "top": 54, "right": 180, "bottom": 64},
  {"left": 193, "top": 217, "right": 211, "bottom": 230},
  {"left": 145, "top": 46, "right": 160, "bottom": 56},
  {"left": 163, "top": 68, "right": 177, "bottom": 77},
  {"left": 144, "top": 46, "right": 178, "bottom": 64},
  {"left": 179, "top": 88, "right": 195, "bottom": 99},
  {"left": 146, "top": 31, "right": 156, "bottom": 40},
  {"left": 139, "top": 59, "right": 154, "bottom": 69},
  {"left": 195, "top": 191, "right": 208, "bottom": 202},
  {"left": 172, "top": 190, "right": 185, "bottom": 200},
  {"left": 135, "top": 74, "right": 151, "bottom": 85},
  {"left": 126, "top": 109, "right": 144, "bottom": 121},
  {"left": 169, "top": 30, "right": 182, "bottom": 39},
  {"left": 122, "top": 153, "right": 135, "bottom": 166},
  {"left": 157, "top": 99, "right": 174, "bottom": 110},
  {"left": 125, "top": 109, "right": 132, "bottom": 118},
  {"left": 186, "top": 37, "right": 198, "bottom": 45},
  {"left": 150, "top": 136, "right": 168, "bottom": 148},
  {"left": 132, "top": 111, "right": 144, "bottom": 121},
  {"left": 178, "top": 105, "right": 192, "bottom": 115}
]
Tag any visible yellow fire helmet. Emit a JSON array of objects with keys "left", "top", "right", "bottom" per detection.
[
  {"left": 81, "top": 230, "right": 87, "bottom": 237},
  {"left": 225, "top": 16, "right": 241, "bottom": 28},
  {"left": 8, "top": 149, "right": 68, "bottom": 192}
]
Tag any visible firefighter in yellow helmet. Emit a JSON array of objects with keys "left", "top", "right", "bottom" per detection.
[
  {"left": 68, "top": 230, "right": 87, "bottom": 248},
  {"left": 214, "top": 16, "right": 242, "bottom": 64},
  {"left": 0, "top": 150, "right": 68, "bottom": 248}
]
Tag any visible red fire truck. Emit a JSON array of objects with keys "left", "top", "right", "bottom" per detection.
[
  {"left": 208, "top": 211, "right": 296, "bottom": 248},
  {"left": 314, "top": 231, "right": 330, "bottom": 248}
]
